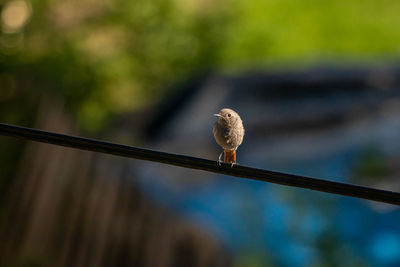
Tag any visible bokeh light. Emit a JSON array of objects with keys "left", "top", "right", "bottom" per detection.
[{"left": 1, "top": 0, "right": 32, "bottom": 33}]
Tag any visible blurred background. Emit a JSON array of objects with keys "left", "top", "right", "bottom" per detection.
[{"left": 1, "top": 0, "right": 400, "bottom": 266}]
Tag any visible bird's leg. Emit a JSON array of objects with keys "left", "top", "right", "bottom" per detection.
[
  {"left": 231, "top": 150, "right": 236, "bottom": 167},
  {"left": 217, "top": 151, "right": 223, "bottom": 166},
  {"left": 224, "top": 149, "right": 236, "bottom": 167}
]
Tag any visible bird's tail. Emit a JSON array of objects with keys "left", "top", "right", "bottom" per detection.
[{"left": 224, "top": 149, "right": 236, "bottom": 164}]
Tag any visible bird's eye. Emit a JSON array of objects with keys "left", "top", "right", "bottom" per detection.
[{"left": 227, "top": 113, "right": 231, "bottom": 117}]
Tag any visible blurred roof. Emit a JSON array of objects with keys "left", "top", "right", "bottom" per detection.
[{"left": 146, "top": 65, "right": 400, "bottom": 142}]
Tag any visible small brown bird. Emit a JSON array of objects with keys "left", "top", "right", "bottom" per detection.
[{"left": 213, "top": 108, "right": 245, "bottom": 165}]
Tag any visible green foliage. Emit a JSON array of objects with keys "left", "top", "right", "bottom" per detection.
[
  {"left": 313, "top": 231, "right": 367, "bottom": 267},
  {"left": 352, "top": 147, "right": 388, "bottom": 182},
  {"left": 0, "top": 0, "right": 231, "bottom": 131},
  {"left": 221, "top": 0, "right": 400, "bottom": 69},
  {"left": 234, "top": 251, "right": 273, "bottom": 267},
  {"left": 1, "top": 0, "right": 400, "bottom": 131}
]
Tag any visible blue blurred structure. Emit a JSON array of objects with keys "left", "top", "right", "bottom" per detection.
[{"left": 136, "top": 65, "right": 400, "bottom": 266}]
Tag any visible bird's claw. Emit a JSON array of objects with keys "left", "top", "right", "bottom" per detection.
[
  {"left": 217, "top": 152, "right": 236, "bottom": 167},
  {"left": 217, "top": 152, "right": 223, "bottom": 166}
]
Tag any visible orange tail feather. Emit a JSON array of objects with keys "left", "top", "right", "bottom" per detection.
[{"left": 224, "top": 149, "right": 236, "bottom": 164}]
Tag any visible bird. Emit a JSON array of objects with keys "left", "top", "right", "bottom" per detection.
[{"left": 213, "top": 108, "right": 245, "bottom": 166}]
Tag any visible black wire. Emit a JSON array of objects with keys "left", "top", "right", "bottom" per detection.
[{"left": 1, "top": 122, "right": 399, "bottom": 205}]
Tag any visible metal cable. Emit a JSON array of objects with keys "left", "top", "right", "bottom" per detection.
[{"left": 1, "top": 122, "right": 399, "bottom": 205}]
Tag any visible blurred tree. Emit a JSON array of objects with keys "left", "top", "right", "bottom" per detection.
[
  {"left": 0, "top": 0, "right": 231, "bottom": 132},
  {"left": 2, "top": 0, "right": 400, "bottom": 131}
]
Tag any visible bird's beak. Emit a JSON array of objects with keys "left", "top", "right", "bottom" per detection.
[{"left": 213, "top": 114, "right": 221, "bottom": 117}]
